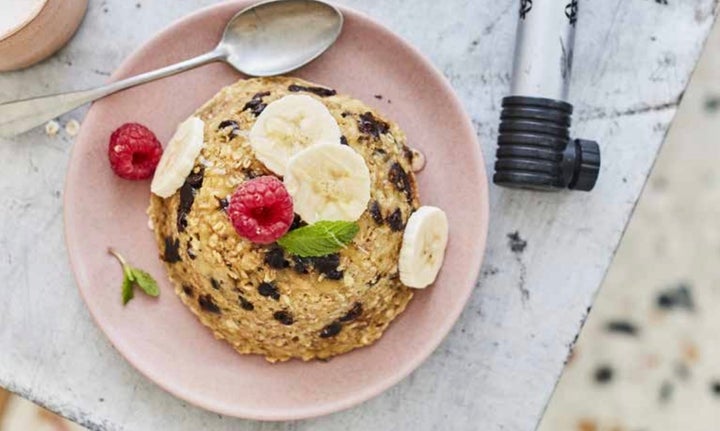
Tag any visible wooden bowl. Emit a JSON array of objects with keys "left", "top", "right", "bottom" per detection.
[{"left": 0, "top": 0, "right": 88, "bottom": 72}]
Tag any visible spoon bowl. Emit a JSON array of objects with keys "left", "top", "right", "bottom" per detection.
[
  {"left": 221, "top": 0, "right": 343, "bottom": 76},
  {"left": 0, "top": 0, "right": 343, "bottom": 137}
]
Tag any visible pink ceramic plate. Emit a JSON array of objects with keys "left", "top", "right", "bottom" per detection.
[{"left": 65, "top": 1, "right": 488, "bottom": 420}]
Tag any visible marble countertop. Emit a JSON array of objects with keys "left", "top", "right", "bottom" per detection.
[{"left": 0, "top": 0, "right": 715, "bottom": 430}]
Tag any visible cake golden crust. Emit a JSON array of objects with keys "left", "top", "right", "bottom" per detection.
[{"left": 148, "top": 76, "right": 419, "bottom": 362}]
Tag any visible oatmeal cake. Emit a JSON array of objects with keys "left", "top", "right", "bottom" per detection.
[{"left": 148, "top": 77, "right": 423, "bottom": 362}]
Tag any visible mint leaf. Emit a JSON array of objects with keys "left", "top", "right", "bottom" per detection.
[
  {"left": 277, "top": 221, "right": 360, "bottom": 257},
  {"left": 109, "top": 248, "right": 161, "bottom": 305},
  {"left": 122, "top": 274, "right": 134, "bottom": 305},
  {"left": 130, "top": 268, "right": 160, "bottom": 297}
]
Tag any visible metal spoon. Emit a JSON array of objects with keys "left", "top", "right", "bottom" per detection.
[{"left": 0, "top": 0, "right": 343, "bottom": 138}]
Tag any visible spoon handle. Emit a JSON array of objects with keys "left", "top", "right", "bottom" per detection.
[{"left": 0, "top": 48, "right": 227, "bottom": 138}]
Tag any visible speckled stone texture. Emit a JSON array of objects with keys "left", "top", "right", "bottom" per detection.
[
  {"left": 0, "top": 0, "right": 715, "bottom": 430},
  {"left": 540, "top": 17, "right": 720, "bottom": 431}
]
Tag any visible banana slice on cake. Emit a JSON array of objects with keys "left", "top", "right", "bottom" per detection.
[
  {"left": 151, "top": 116, "right": 205, "bottom": 198},
  {"left": 399, "top": 206, "right": 449, "bottom": 289},
  {"left": 284, "top": 143, "right": 371, "bottom": 224},
  {"left": 249, "top": 94, "right": 341, "bottom": 176}
]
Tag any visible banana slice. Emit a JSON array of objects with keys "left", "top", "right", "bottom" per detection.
[
  {"left": 284, "top": 143, "right": 371, "bottom": 223},
  {"left": 399, "top": 206, "right": 449, "bottom": 289},
  {"left": 249, "top": 94, "right": 341, "bottom": 176},
  {"left": 151, "top": 116, "right": 205, "bottom": 198}
]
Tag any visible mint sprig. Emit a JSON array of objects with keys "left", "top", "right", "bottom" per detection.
[
  {"left": 277, "top": 221, "right": 359, "bottom": 257},
  {"left": 109, "top": 248, "right": 160, "bottom": 305}
]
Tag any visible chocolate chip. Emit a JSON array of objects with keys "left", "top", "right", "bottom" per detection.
[
  {"left": 177, "top": 168, "right": 204, "bottom": 232},
  {"left": 605, "top": 320, "right": 638, "bottom": 336},
  {"left": 210, "top": 278, "right": 221, "bottom": 290},
  {"left": 265, "top": 246, "right": 290, "bottom": 269},
  {"left": 320, "top": 322, "right": 342, "bottom": 338},
  {"left": 387, "top": 208, "right": 404, "bottom": 231},
  {"left": 242, "top": 169, "right": 263, "bottom": 180},
  {"left": 290, "top": 214, "right": 306, "bottom": 231},
  {"left": 185, "top": 170, "right": 204, "bottom": 188},
  {"left": 312, "top": 254, "right": 343, "bottom": 279},
  {"left": 218, "top": 119, "right": 239, "bottom": 130},
  {"left": 341, "top": 111, "right": 351, "bottom": 118},
  {"left": 374, "top": 94, "right": 383, "bottom": 100},
  {"left": 218, "top": 120, "right": 240, "bottom": 137},
  {"left": 388, "top": 162, "right": 413, "bottom": 203},
  {"left": 404, "top": 146, "right": 414, "bottom": 163},
  {"left": 324, "top": 269, "right": 344, "bottom": 280},
  {"left": 273, "top": 310, "right": 294, "bottom": 325},
  {"left": 507, "top": 231, "right": 527, "bottom": 253},
  {"left": 292, "top": 256, "right": 311, "bottom": 274},
  {"left": 357, "top": 112, "right": 389, "bottom": 138},
  {"left": 288, "top": 84, "right": 336, "bottom": 97},
  {"left": 340, "top": 136, "right": 349, "bottom": 146},
  {"left": 182, "top": 285, "right": 193, "bottom": 296},
  {"left": 339, "top": 302, "right": 363, "bottom": 322},
  {"left": 258, "top": 282, "right": 280, "bottom": 300},
  {"left": 163, "top": 236, "right": 181, "bottom": 263},
  {"left": 594, "top": 365, "right": 613, "bottom": 384},
  {"left": 187, "top": 240, "right": 197, "bottom": 259},
  {"left": 369, "top": 201, "right": 383, "bottom": 225},
  {"left": 198, "top": 294, "right": 220, "bottom": 313},
  {"left": 312, "top": 254, "right": 340, "bottom": 272},
  {"left": 217, "top": 197, "right": 229, "bottom": 211},
  {"left": 242, "top": 91, "right": 271, "bottom": 117},
  {"left": 239, "top": 295, "right": 254, "bottom": 311}
]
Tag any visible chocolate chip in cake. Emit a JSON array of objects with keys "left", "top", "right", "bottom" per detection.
[
  {"left": 210, "top": 278, "right": 222, "bottom": 290},
  {"left": 242, "top": 91, "right": 271, "bottom": 117},
  {"left": 369, "top": 201, "right": 383, "bottom": 225},
  {"left": 258, "top": 282, "right": 281, "bottom": 300},
  {"left": 163, "top": 236, "right": 181, "bottom": 263},
  {"left": 198, "top": 294, "right": 221, "bottom": 313},
  {"left": 312, "top": 254, "right": 344, "bottom": 280},
  {"left": 288, "top": 84, "right": 336, "bottom": 97},
  {"left": 186, "top": 240, "right": 197, "bottom": 259},
  {"left": 388, "top": 162, "right": 413, "bottom": 203},
  {"left": 340, "top": 135, "right": 349, "bottom": 146},
  {"left": 239, "top": 295, "right": 254, "bottom": 311},
  {"left": 292, "top": 256, "right": 311, "bottom": 274},
  {"left": 273, "top": 310, "right": 294, "bottom": 325},
  {"left": 290, "top": 214, "right": 306, "bottom": 231},
  {"left": 177, "top": 167, "right": 204, "bottom": 232},
  {"left": 265, "top": 246, "right": 290, "bottom": 269},
  {"left": 357, "top": 112, "right": 389, "bottom": 138},
  {"left": 320, "top": 322, "right": 342, "bottom": 338},
  {"left": 218, "top": 119, "right": 240, "bottom": 137},
  {"left": 182, "top": 285, "right": 193, "bottom": 296},
  {"left": 341, "top": 111, "right": 351, "bottom": 118},
  {"left": 387, "top": 208, "right": 405, "bottom": 232},
  {"left": 339, "top": 302, "right": 363, "bottom": 322},
  {"left": 217, "top": 196, "right": 229, "bottom": 211}
]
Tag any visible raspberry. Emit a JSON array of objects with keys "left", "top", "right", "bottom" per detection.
[
  {"left": 227, "top": 176, "right": 294, "bottom": 244},
  {"left": 108, "top": 123, "right": 163, "bottom": 180}
]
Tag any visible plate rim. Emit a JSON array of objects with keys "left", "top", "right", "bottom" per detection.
[{"left": 64, "top": 0, "right": 489, "bottom": 421}]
